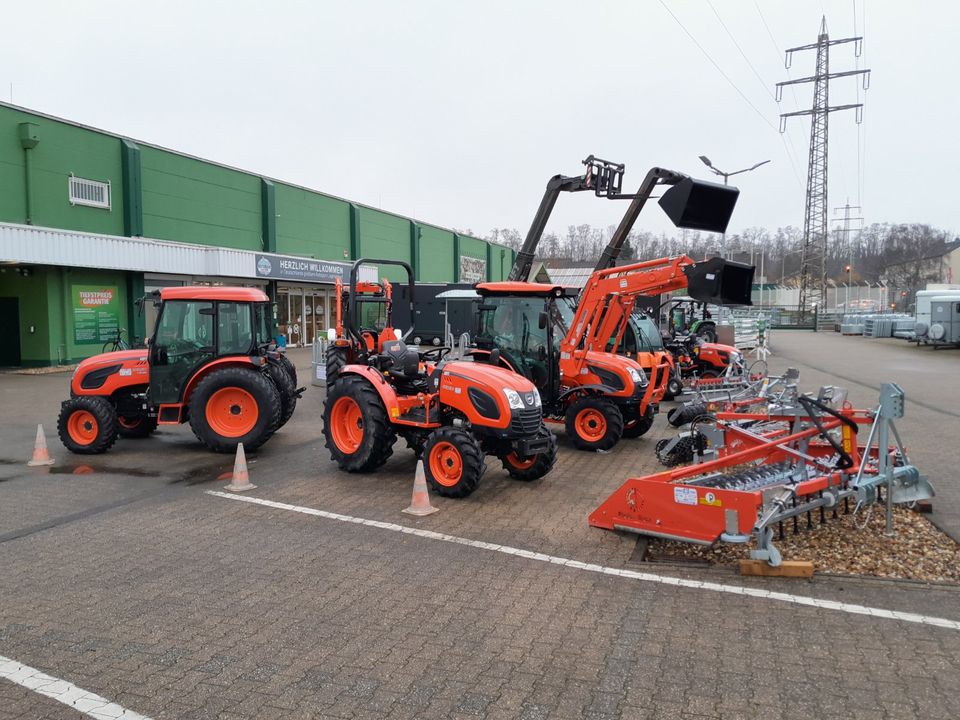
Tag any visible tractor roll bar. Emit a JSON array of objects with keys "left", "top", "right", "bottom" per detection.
[{"left": 347, "top": 258, "right": 416, "bottom": 343}]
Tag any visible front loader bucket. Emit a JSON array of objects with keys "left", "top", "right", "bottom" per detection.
[
  {"left": 658, "top": 177, "right": 739, "bottom": 234},
  {"left": 682, "top": 257, "right": 755, "bottom": 306}
]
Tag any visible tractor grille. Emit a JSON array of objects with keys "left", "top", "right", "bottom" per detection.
[{"left": 509, "top": 407, "right": 542, "bottom": 436}]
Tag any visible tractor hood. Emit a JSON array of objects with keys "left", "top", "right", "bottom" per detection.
[
  {"left": 76, "top": 349, "right": 148, "bottom": 371},
  {"left": 682, "top": 257, "right": 754, "bottom": 306},
  {"left": 443, "top": 360, "right": 539, "bottom": 394}
]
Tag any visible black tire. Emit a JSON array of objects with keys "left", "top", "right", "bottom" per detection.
[
  {"left": 565, "top": 395, "right": 624, "bottom": 452},
  {"left": 697, "top": 324, "right": 718, "bottom": 343},
  {"left": 422, "top": 427, "right": 484, "bottom": 498},
  {"left": 268, "top": 361, "right": 298, "bottom": 428},
  {"left": 58, "top": 396, "right": 119, "bottom": 454},
  {"left": 622, "top": 405, "right": 656, "bottom": 438},
  {"left": 118, "top": 415, "right": 158, "bottom": 439},
  {"left": 500, "top": 426, "right": 558, "bottom": 481},
  {"left": 663, "top": 376, "right": 684, "bottom": 401},
  {"left": 326, "top": 346, "right": 348, "bottom": 388},
  {"left": 278, "top": 353, "right": 298, "bottom": 386},
  {"left": 322, "top": 375, "right": 396, "bottom": 472},
  {"left": 188, "top": 367, "right": 282, "bottom": 453},
  {"left": 667, "top": 403, "right": 709, "bottom": 428}
]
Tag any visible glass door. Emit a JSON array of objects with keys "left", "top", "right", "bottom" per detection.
[{"left": 289, "top": 291, "right": 304, "bottom": 347}]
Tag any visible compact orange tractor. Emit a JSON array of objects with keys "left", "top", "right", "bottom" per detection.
[
  {"left": 322, "top": 259, "right": 557, "bottom": 498},
  {"left": 58, "top": 287, "right": 301, "bottom": 454}
]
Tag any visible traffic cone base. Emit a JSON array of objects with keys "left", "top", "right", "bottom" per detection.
[
  {"left": 28, "top": 424, "right": 55, "bottom": 467},
  {"left": 224, "top": 443, "right": 256, "bottom": 492},
  {"left": 403, "top": 460, "right": 438, "bottom": 516}
]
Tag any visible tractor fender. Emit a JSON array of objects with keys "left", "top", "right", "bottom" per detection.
[
  {"left": 557, "top": 383, "right": 618, "bottom": 404},
  {"left": 337, "top": 365, "right": 402, "bottom": 417},
  {"left": 181, "top": 356, "right": 260, "bottom": 404}
]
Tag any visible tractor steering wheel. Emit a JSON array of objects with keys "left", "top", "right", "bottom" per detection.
[{"left": 420, "top": 347, "right": 451, "bottom": 363}]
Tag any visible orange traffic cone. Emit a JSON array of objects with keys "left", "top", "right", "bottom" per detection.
[
  {"left": 27, "top": 424, "right": 55, "bottom": 467},
  {"left": 403, "top": 460, "right": 438, "bottom": 516},
  {"left": 223, "top": 443, "right": 256, "bottom": 492}
]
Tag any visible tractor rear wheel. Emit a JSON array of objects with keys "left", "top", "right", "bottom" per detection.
[
  {"left": 565, "top": 396, "right": 624, "bottom": 452},
  {"left": 326, "top": 346, "right": 348, "bottom": 388},
  {"left": 622, "top": 405, "right": 655, "bottom": 438},
  {"left": 322, "top": 375, "right": 396, "bottom": 472},
  {"left": 278, "top": 353, "right": 298, "bottom": 386},
  {"left": 58, "top": 397, "right": 119, "bottom": 454},
  {"left": 118, "top": 415, "right": 158, "bottom": 439},
  {"left": 423, "top": 427, "right": 484, "bottom": 498},
  {"left": 188, "top": 367, "right": 281, "bottom": 453},
  {"left": 500, "top": 426, "right": 557, "bottom": 481},
  {"left": 268, "top": 360, "right": 298, "bottom": 428}
]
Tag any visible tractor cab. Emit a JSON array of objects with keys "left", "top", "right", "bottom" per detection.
[{"left": 148, "top": 287, "right": 275, "bottom": 406}]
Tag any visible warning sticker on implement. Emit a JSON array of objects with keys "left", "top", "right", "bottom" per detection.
[{"left": 673, "top": 487, "right": 697, "bottom": 505}]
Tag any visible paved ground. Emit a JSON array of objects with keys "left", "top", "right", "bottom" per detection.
[{"left": 1, "top": 342, "right": 959, "bottom": 719}]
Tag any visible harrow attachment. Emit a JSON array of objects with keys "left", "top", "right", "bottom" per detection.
[{"left": 589, "top": 383, "right": 934, "bottom": 566}]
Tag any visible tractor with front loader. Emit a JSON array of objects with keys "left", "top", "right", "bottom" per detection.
[
  {"left": 322, "top": 259, "right": 557, "bottom": 498},
  {"left": 467, "top": 155, "right": 752, "bottom": 451},
  {"left": 58, "top": 287, "right": 302, "bottom": 455}
]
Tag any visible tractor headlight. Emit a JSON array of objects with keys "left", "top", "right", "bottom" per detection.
[
  {"left": 532, "top": 388, "right": 542, "bottom": 407},
  {"left": 626, "top": 366, "right": 643, "bottom": 384},
  {"left": 503, "top": 388, "right": 525, "bottom": 409}
]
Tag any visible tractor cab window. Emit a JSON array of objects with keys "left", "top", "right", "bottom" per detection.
[
  {"left": 477, "top": 297, "right": 550, "bottom": 389},
  {"left": 150, "top": 300, "right": 215, "bottom": 405},
  {"left": 254, "top": 303, "right": 274, "bottom": 346},
  {"left": 632, "top": 314, "right": 664, "bottom": 352},
  {"left": 218, "top": 302, "right": 254, "bottom": 355}
]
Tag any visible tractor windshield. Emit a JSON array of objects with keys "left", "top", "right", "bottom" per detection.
[{"left": 477, "top": 296, "right": 554, "bottom": 388}]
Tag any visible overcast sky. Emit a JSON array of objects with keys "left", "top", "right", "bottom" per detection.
[{"left": 2, "top": 1, "right": 957, "bottom": 240}]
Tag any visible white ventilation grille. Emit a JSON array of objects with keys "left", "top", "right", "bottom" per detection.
[{"left": 68, "top": 175, "right": 111, "bottom": 210}]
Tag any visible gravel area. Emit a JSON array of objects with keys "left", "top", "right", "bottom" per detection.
[{"left": 647, "top": 505, "right": 960, "bottom": 583}]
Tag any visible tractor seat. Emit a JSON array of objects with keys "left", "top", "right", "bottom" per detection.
[{"left": 380, "top": 340, "right": 422, "bottom": 379}]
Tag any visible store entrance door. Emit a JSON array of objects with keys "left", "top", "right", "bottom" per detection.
[{"left": 0, "top": 298, "right": 21, "bottom": 366}]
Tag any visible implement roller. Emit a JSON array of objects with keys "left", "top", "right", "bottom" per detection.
[{"left": 589, "top": 383, "right": 934, "bottom": 565}]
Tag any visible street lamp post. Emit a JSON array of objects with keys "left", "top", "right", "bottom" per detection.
[{"left": 698, "top": 156, "right": 770, "bottom": 259}]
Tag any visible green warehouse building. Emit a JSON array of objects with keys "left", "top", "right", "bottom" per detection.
[{"left": 0, "top": 102, "right": 515, "bottom": 367}]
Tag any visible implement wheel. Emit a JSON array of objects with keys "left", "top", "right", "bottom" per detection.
[
  {"left": 189, "top": 367, "right": 281, "bottom": 453},
  {"left": 565, "top": 396, "right": 623, "bottom": 452},
  {"left": 322, "top": 375, "right": 396, "bottom": 472},
  {"left": 423, "top": 427, "right": 484, "bottom": 498},
  {"left": 622, "top": 405, "right": 655, "bottom": 439},
  {"left": 500, "top": 426, "right": 558, "bottom": 481},
  {"left": 58, "top": 397, "right": 119, "bottom": 454},
  {"left": 663, "top": 376, "right": 684, "bottom": 401}
]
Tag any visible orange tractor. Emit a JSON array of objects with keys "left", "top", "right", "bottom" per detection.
[
  {"left": 58, "top": 287, "right": 301, "bottom": 454},
  {"left": 322, "top": 259, "right": 557, "bottom": 498}
]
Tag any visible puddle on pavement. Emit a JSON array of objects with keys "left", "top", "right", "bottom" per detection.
[{"left": 0, "top": 456, "right": 238, "bottom": 486}]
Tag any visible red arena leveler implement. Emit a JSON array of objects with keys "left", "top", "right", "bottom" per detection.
[
  {"left": 58, "top": 287, "right": 301, "bottom": 455},
  {"left": 589, "top": 383, "right": 934, "bottom": 565}
]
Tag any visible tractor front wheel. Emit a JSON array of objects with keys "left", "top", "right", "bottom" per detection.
[
  {"left": 423, "top": 427, "right": 484, "bottom": 498},
  {"left": 322, "top": 375, "right": 396, "bottom": 472},
  {"left": 622, "top": 405, "right": 655, "bottom": 438},
  {"left": 565, "top": 396, "right": 624, "bottom": 452},
  {"left": 500, "top": 426, "right": 557, "bottom": 481},
  {"left": 188, "top": 368, "right": 281, "bottom": 453},
  {"left": 58, "top": 397, "right": 119, "bottom": 454}
]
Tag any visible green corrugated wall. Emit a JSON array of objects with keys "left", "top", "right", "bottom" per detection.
[{"left": 0, "top": 103, "right": 510, "bottom": 282}]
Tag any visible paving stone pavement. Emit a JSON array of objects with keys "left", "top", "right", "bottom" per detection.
[{"left": 0, "top": 345, "right": 958, "bottom": 719}]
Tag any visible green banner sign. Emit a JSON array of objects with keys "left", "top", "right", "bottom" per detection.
[{"left": 72, "top": 285, "right": 121, "bottom": 345}]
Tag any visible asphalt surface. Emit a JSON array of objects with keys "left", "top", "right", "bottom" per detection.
[{"left": 0, "top": 341, "right": 959, "bottom": 720}]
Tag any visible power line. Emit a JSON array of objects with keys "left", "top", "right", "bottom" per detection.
[{"left": 656, "top": 0, "right": 777, "bottom": 132}]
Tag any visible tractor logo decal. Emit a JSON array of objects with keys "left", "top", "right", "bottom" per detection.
[
  {"left": 257, "top": 257, "right": 273, "bottom": 276},
  {"left": 525, "top": 393, "right": 534, "bottom": 405}
]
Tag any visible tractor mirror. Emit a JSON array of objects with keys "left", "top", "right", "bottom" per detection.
[
  {"left": 682, "top": 257, "right": 755, "bottom": 306},
  {"left": 478, "top": 304, "right": 497, "bottom": 312},
  {"left": 538, "top": 311, "right": 548, "bottom": 329},
  {"left": 659, "top": 177, "right": 739, "bottom": 234}
]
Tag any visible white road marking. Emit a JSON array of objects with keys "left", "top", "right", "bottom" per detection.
[
  {"left": 207, "top": 491, "right": 960, "bottom": 631},
  {"left": 0, "top": 655, "right": 153, "bottom": 719}
]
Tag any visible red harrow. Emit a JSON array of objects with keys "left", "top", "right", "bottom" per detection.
[{"left": 589, "top": 383, "right": 934, "bottom": 565}]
